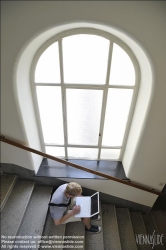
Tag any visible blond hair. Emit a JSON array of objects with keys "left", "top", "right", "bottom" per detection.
[{"left": 65, "top": 182, "right": 82, "bottom": 196}]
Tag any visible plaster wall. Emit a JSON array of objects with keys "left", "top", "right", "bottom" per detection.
[{"left": 1, "top": 1, "right": 166, "bottom": 204}]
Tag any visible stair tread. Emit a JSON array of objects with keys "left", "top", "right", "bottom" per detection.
[
  {"left": 14, "top": 185, "right": 52, "bottom": 250},
  {"left": 116, "top": 208, "right": 137, "bottom": 250},
  {"left": 0, "top": 174, "right": 18, "bottom": 211},
  {"left": 142, "top": 213, "right": 165, "bottom": 250},
  {"left": 130, "top": 212, "right": 151, "bottom": 250},
  {"left": 85, "top": 202, "right": 104, "bottom": 250},
  {"left": 1, "top": 180, "right": 35, "bottom": 237},
  {"left": 151, "top": 211, "right": 166, "bottom": 248},
  {"left": 64, "top": 221, "right": 85, "bottom": 250},
  {"left": 102, "top": 204, "right": 121, "bottom": 250},
  {"left": 1, "top": 174, "right": 165, "bottom": 250},
  {"left": 40, "top": 213, "right": 66, "bottom": 250}
]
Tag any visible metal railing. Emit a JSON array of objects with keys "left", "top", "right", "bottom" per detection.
[{"left": 0, "top": 135, "right": 162, "bottom": 196}]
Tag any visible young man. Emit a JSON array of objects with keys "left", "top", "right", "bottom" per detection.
[{"left": 49, "top": 182, "right": 101, "bottom": 233}]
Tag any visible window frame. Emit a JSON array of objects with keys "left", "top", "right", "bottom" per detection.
[{"left": 30, "top": 28, "right": 140, "bottom": 161}]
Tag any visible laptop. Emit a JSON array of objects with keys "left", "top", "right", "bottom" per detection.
[{"left": 75, "top": 192, "right": 99, "bottom": 218}]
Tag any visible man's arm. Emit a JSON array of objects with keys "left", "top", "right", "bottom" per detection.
[{"left": 54, "top": 205, "right": 80, "bottom": 226}]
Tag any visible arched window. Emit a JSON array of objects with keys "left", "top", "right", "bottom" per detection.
[{"left": 31, "top": 29, "right": 139, "bottom": 160}]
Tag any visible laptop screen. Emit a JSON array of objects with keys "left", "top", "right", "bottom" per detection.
[{"left": 91, "top": 192, "right": 99, "bottom": 215}]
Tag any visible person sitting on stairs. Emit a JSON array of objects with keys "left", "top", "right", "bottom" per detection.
[{"left": 49, "top": 182, "right": 101, "bottom": 233}]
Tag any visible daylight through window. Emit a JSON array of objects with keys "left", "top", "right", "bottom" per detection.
[{"left": 33, "top": 30, "right": 138, "bottom": 160}]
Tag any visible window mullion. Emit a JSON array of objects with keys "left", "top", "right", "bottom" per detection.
[
  {"left": 98, "top": 41, "right": 114, "bottom": 159},
  {"left": 59, "top": 39, "right": 68, "bottom": 158},
  {"left": 34, "top": 83, "right": 61, "bottom": 86},
  {"left": 32, "top": 30, "right": 139, "bottom": 161},
  {"left": 109, "top": 85, "right": 135, "bottom": 89}
]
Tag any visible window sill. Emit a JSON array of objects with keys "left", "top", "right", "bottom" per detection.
[{"left": 36, "top": 158, "right": 129, "bottom": 180}]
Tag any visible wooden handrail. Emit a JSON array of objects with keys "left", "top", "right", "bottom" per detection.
[{"left": 0, "top": 135, "right": 163, "bottom": 196}]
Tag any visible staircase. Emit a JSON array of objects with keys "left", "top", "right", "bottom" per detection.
[{"left": 1, "top": 174, "right": 166, "bottom": 250}]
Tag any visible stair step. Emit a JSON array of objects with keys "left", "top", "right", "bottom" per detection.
[
  {"left": 64, "top": 221, "right": 85, "bottom": 250},
  {"left": 1, "top": 173, "right": 166, "bottom": 250},
  {"left": 130, "top": 212, "right": 151, "bottom": 250},
  {"left": 1, "top": 180, "right": 35, "bottom": 250},
  {"left": 40, "top": 213, "right": 66, "bottom": 250},
  {"left": 12, "top": 185, "right": 52, "bottom": 250},
  {"left": 142, "top": 213, "right": 165, "bottom": 250},
  {"left": 85, "top": 202, "right": 104, "bottom": 250},
  {"left": 102, "top": 204, "right": 121, "bottom": 250},
  {"left": 116, "top": 208, "right": 137, "bottom": 250},
  {"left": 1, "top": 180, "right": 35, "bottom": 240},
  {"left": 151, "top": 211, "right": 166, "bottom": 248},
  {"left": 0, "top": 174, "right": 18, "bottom": 212}
]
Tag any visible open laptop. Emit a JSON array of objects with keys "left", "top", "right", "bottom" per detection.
[{"left": 75, "top": 192, "right": 99, "bottom": 218}]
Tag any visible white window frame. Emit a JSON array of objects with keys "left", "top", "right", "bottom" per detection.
[{"left": 30, "top": 28, "right": 140, "bottom": 161}]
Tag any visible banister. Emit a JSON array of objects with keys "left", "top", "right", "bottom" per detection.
[{"left": 0, "top": 135, "right": 163, "bottom": 196}]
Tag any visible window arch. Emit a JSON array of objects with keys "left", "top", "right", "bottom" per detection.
[{"left": 31, "top": 28, "right": 139, "bottom": 161}]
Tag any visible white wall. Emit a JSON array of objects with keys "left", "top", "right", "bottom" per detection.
[
  {"left": 1, "top": 1, "right": 166, "bottom": 205},
  {"left": 60, "top": 178, "right": 157, "bottom": 208}
]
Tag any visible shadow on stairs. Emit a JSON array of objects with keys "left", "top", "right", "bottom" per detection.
[{"left": 1, "top": 174, "right": 166, "bottom": 250}]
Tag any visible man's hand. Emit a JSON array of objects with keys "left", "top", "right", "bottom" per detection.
[
  {"left": 72, "top": 205, "right": 81, "bottom": 215},
  {"left": 54, "top": 205, "right": 81, "bottom": 225}
]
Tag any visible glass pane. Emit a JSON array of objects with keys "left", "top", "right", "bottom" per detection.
[
  {"left": 66, "top": 89, "right": 103, "bottom": 145},
  {"left": 35, "top": 42, "right": 60, "bottom": 83},
  {"left": 102, "top": 89, "right": 133, "bottom": 146},
  {"left": 36, "top": 86, "right": 64, "bottom": 144},
  {"left": 100, "top": 149, "right": 120, "bottom": 160},
  {"left": 46, "top": 146, "right": 65, "bottom": 157},
  {"left": 63, "top": 34, "right": 109, "bottom": 84},
  {"left": 68, "top": 148, "right": 98, "bottom": 159},
  {"left": 109, "top": 43, "right": 135, "bottom": 86}
]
